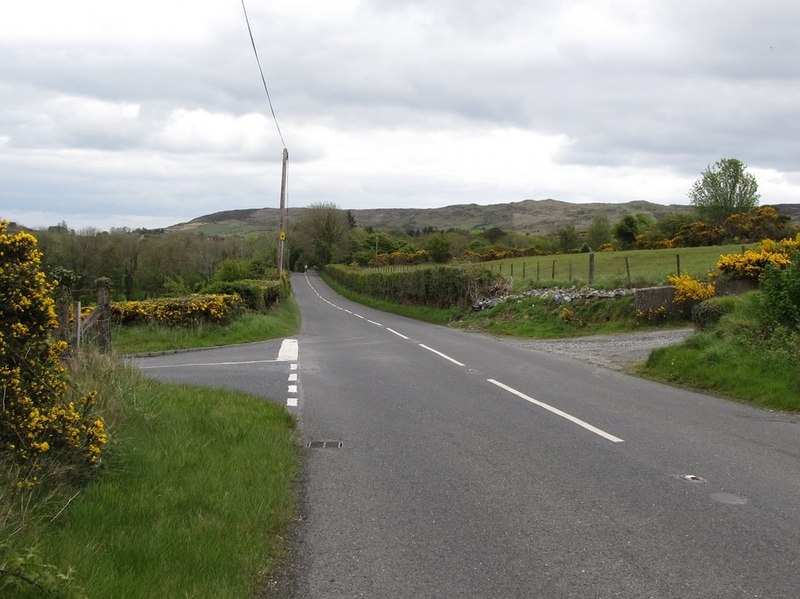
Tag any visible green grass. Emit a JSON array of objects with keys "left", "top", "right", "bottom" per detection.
[
  {"left": 476, "top": 243, "right": 751, "bottom": 290},
  {"left": 1, "top": 351, "right": 299, "bottom": 598},
  {"left": 112, "top": 297, "right": 300, "bottom": 354},
  {"left": 641, "top": 293, "right": 800, "bottom": 411}
]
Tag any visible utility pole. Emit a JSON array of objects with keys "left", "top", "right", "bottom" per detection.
[{"left": 277, "top": 147, "right": 288, "bottom": 277}]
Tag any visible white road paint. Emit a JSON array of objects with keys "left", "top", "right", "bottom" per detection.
[
  {"left": 278, "top": 338, "right": 299, "bottom": 362},
  {"left": 367, "top": 320, "right": 383, "bottom": 326},
  {"left": 140, "top": 359, "right": 277, "bottom": 369},
  {"left": 288, "top": 384, "right": 298, "bottom": 394},
  {"left": 386, "top": 328, "right": 410, "bottom": 340},
  {"left": 418, "top": 344, "right": 465, "bottom": 367},
  {"left": 288, "top": 373, "right": 298, "bottom": 382},
  {"left": 290, "top": 363, "right": 298, "bottom": 371},
  {"left": 487, "top": 379, "right": 624, "bottom": 443},
  {"left": 354, "top": 313, "right": 365, "bottom": 319},
  {"left": 287, "top": 397, "right": 298, "bottom": 407}
]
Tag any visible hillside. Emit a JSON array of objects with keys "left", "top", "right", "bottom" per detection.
[{"left": 169, "top": 199, "right": 799, "bottom": 237}]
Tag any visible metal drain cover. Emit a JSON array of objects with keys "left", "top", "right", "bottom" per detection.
[
  {"left": 678, "top": 474, "right": 706, "bottom": 483},
  {"left": 306, "top": 440, "right": 343, "bottom": 449}
]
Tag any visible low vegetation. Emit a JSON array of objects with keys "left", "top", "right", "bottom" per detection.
[{"left": 2, "top": 351, "right": 299, "bottom": 598}]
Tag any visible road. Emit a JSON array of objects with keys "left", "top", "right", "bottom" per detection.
[{"left": 136, "top": 271, "right": 800, "bottom": 598}]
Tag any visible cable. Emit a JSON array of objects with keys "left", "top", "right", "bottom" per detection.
[{"left": 240, "top": 0, "right": 287, "bottom": 149}]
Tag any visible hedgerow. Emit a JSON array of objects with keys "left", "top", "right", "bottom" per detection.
[
  {"left": 204, "top": 276, "right": 289, "bottom": 312},
  {"left": 324, "top": 264, "right": 496, "bottom": 308},
  {"left": 110, "top": 294, "right": 245, "bottom": 327}
]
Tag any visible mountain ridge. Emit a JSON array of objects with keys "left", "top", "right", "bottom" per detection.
[{"left": 169, "top": 198, "right": 800, "bottom": 237}]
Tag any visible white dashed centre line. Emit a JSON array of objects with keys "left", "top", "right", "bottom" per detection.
[
  {"left": 367, "top": 320, "right": 383, "bottom": 326},
  {"left": 487, "top": 379, "right": 624, "bottom": 443},
  {"left": 418, "top": 344, "right": 465, "bottom": 367},
  {"left": 386, "top": 328, "right": 410, "bottom": 340}
]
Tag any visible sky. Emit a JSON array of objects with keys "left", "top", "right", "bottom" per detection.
[{"left": 2, "top": 0, "right": 800, "bottom": 231}]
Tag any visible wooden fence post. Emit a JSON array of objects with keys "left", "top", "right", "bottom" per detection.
[
  {"left": 588, "top": 253, "right": 595, "bottom": 285},
  {"left": 676, "top": 254, "right": 681, "bottom": 276},
  {"left": 625, "top": 257, "right": 631, "bottom": 285},
  {"left": 551, "top": 260, "right": 556, "bottom": 280},
  {"left": 95, "top": 277, "right": 112, "bottom": 353},
  {"left": 523, "top": 263, "right": 526, "bottom": 278},
  {"left": 569, "top": 261, "right": 573, "bottom": 283}
]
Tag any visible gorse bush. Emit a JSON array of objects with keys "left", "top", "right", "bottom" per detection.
[
  {"left": 110, "top": 294, "right": 245, "bottom": 327},
  {"left": 0, "top": 222, "right": 106, "bottom": 486},
  {"left": 324, "top": 264, "right": 496, "bottom": 308},
  {"left": 668, "top": 274, "right": 716, "bottom": 304},
  {"left": 717, "top": 234, "right": 799, "bottom": 279}
]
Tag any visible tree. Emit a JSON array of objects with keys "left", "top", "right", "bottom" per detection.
[
  {"left": 614, "top": 215, "right": 639, "bottom": 249},
  {"left": 425, "top": 233, "right": 451, "bottom": 263},
  {"left": 689, "top": 158, "right": 760, "bottom": 223},
  {"left": 292, "top": 203, "right": 352, "bottom": 267},
  {"left": 556, "top": 223, "right": 580, "bottom": 252},
  {"left": 586, "top": 214, "right": 612, "bottom": 250}
]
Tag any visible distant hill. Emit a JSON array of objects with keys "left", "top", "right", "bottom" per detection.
[{"left": 169, "top": 199, "right": 799, "bottom": 237}]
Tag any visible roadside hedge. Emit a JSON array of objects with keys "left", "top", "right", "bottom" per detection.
[
  {"left": 111, "top": 294, "right": 245, "bottom": 327},
  {"left": 204, "top": 276, "right": 290, "bottom": 312},
  {"left": 324, "top": 264, "right": 496, "bottom": 308}
]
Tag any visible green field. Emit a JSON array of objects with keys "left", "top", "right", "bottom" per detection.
[
  {"left": 479, "top": 244, "right": 750, "bottom": 289},
  {"left": 360, "top": 244, "right": 751, "bottom": 290}
]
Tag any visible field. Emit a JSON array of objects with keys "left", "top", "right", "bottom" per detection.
[{"left": 363, "top": 243, "right": 751, "bottom": 290}]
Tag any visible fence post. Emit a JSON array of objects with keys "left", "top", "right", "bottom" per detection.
[
  {"left": 537, "top": 262, "right": 540, "bottom": 283},
  {"left": 569, "top": 261, "right": 573, "bottom": 283},
  {"left": 551, "top": 260, "right": 556, "bottom": 280},
  {"left": 625, "top": 257, "right": 631, "bottom": 285},
  {"left": 510, "top": 263, "right": 514, "bottom": 277},
  {"left": 676, "top": 254, "right": 681, "bottom": 276},
  {"left": 588, "top": 253, "right": 595, "bottom": 285},
  {"left": 74, "top": 301, "right": 82, "bottom": 348},
  {"left": 95, "top": 277, "right": 112, "bottom": 353},
  {"left": 523, "top": 263, "right": 526, "bottom": 278}
]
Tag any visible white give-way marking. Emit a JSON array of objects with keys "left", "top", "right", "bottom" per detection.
[{"left": 278, "top": 338, "right": 299, "bottom": 362}]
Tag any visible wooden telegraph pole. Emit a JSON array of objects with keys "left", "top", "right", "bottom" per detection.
[{"left": 277, "top": 147, "right": 288, "bottom": 276}]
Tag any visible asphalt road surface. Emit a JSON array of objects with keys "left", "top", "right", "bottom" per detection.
[{"left": 136, "top": 271, "right": 800, "bottom": 598}]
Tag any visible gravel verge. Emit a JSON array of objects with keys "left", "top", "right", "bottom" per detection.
[{"left": 500, "top": 327, "right": 695, "bottom": 372}]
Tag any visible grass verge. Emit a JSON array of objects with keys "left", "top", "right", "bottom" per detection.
[
  {"left": 1, "top": 351, "right": 299, "bottom": 598},
  {"left": 112, "top": 296, "right": 300, "bottom": 354},
  {"left": 640, "top": 293, "right": 800, "bottom": 411}
]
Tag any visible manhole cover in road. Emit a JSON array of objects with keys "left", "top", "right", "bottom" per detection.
[
  {"left": 306, "top": 440, "right": 343, "bottom": 449},
  {"left": 710, "top": 492, "right": 748, "bottom": 505}
]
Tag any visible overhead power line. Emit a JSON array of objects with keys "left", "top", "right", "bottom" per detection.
[{"left": 240, "top": 0, "right": 286, "bottom": 149}]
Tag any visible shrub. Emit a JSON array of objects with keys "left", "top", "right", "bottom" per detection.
[
  {"left": 668, "top": 274, "right": 716, "bottom": 304},
  {"left": 691, "top": 300, "right": 727, "bottom": 331},
  {"left": 717, "top": 234, "right": 798, "bottom": 279},
  {"left": 0, "top": 222, "right": 106, "bottom": 485},
  {"left": 758, "top": 252, "right": 800, "bottom": 329}
]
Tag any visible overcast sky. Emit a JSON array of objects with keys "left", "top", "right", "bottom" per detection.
[{"left": 2, "top": 0, "right": 799, "bottom": 231}]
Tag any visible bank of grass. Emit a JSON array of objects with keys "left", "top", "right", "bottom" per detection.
[
  {"left": 113, "top": 296, "right": 300, "bottom": 354},
  {"left": 458, "top": 294, "right": 687, "bottom": 338},
  {"left": 641, "top": 293, "right": 800, "bottom": 411},
  {"left": 1, "top": 351, "right": 299, "bottom": 597}
]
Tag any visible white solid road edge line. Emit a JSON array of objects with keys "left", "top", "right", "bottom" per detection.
[
  {"left": 487, "top": 379, "right": 625, "bottom": 443},
  {"left": 418, "top": 344, "right": 465, "bottom": 367},
  {"left": 278, "top": 338, "right": 299, "bottom": 362}
]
